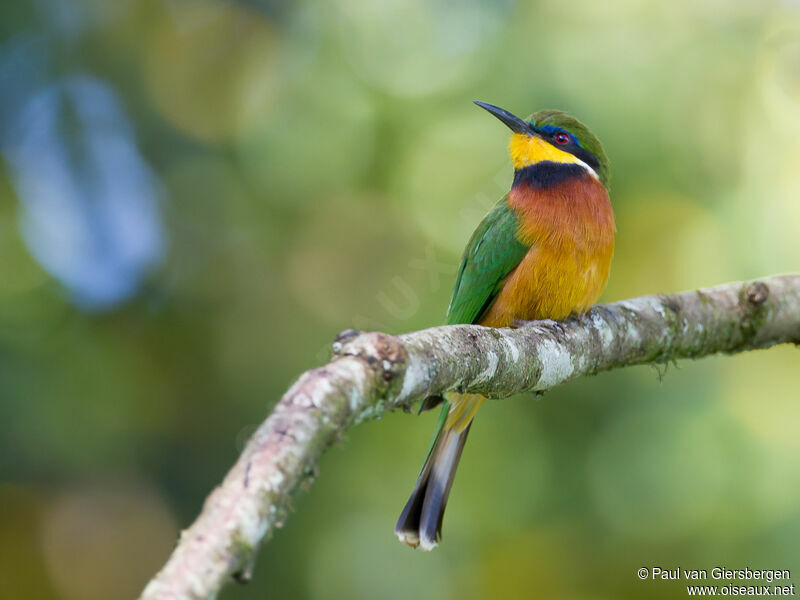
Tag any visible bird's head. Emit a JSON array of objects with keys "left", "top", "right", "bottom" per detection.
[{"left": 475, "top": 101, "right": 609, "bottom": 188}]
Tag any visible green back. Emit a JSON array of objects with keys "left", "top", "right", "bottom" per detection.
[{"left": 446, "top": 196, "right": 530, "bottom": 325}]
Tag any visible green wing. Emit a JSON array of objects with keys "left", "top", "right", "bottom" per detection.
[
  {"left": 416, "top": 197, "right": 529, "bottom": 420},
  {"left": 446, "top": 196, "right": 530, "bottom": 325}
]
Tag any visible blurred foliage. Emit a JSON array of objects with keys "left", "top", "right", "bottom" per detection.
[{"left": 0, "top": 0, "right": 799, "bottom": 598}]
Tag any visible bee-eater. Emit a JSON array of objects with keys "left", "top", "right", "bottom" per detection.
[{"left": 395, "top": 102, "right": 615, "bottom": 550}]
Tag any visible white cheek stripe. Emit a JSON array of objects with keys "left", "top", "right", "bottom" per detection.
[{"left": 574, "top": 157, "right": 599, "bottom": 180}]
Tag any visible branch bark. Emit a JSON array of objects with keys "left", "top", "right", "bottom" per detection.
[{"left": 140, "top": 275, "right": 800, "bottom": 600}]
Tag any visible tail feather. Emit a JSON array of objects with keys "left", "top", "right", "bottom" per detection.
[
  {"left": 395, "top": 422, "right": 472, "bottom": 550},
  {"left": 394, "top": 450, "right": 434, "bottom": 548}
]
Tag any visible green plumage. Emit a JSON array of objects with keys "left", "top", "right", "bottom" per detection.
[
  {"left": 415, "top": 197, "right": 529, "bottom": 466},
  {"left": 446, "top": 196, "right": 530, "bottom": 326},
  {"left": 416, "top": 197, "right": 529, "bottom": 448}
]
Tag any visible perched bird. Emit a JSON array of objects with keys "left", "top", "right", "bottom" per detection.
[{"left": 395, "top": 102, "right": 615, "bottom": 550}]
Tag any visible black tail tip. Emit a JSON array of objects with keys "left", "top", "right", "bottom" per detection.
[{"left": 394, "top": 479, "right": 443, "bottom": 552}]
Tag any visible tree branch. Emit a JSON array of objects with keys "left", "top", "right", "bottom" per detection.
[{"left": 140, "top": 275, "right": 800, "bottom": 600}]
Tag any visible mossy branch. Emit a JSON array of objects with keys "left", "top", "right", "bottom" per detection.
[{"left": 139, "top": 275, "right": 800, "bottom": 600}]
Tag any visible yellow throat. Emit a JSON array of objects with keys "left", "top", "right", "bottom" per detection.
[{"left": 509, "top": 132, "right": 592, "bottom": 173}]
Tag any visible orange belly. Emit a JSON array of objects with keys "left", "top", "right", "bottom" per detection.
[
  {"left": 479, "top": 238, "right": 613, "bottom": 327},
  {"left": 479, "top": 173, "right": 615, "bottom": 328}
]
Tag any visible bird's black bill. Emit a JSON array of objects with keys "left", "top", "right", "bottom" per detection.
[{"left": 474, "top": 101, "right": 533, "bottom": 135}]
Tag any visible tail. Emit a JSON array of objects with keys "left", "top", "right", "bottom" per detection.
[{"left": 395, "top": 393, "right": 483, "bottom": 550}]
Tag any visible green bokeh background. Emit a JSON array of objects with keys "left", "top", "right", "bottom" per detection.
[{"left": 1, "top": 0, "right": 799, "bottom": 598}]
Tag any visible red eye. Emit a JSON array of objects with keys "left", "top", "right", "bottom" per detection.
[{"left": 555, "top": 132, "right": 570, "bottom": 145}]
